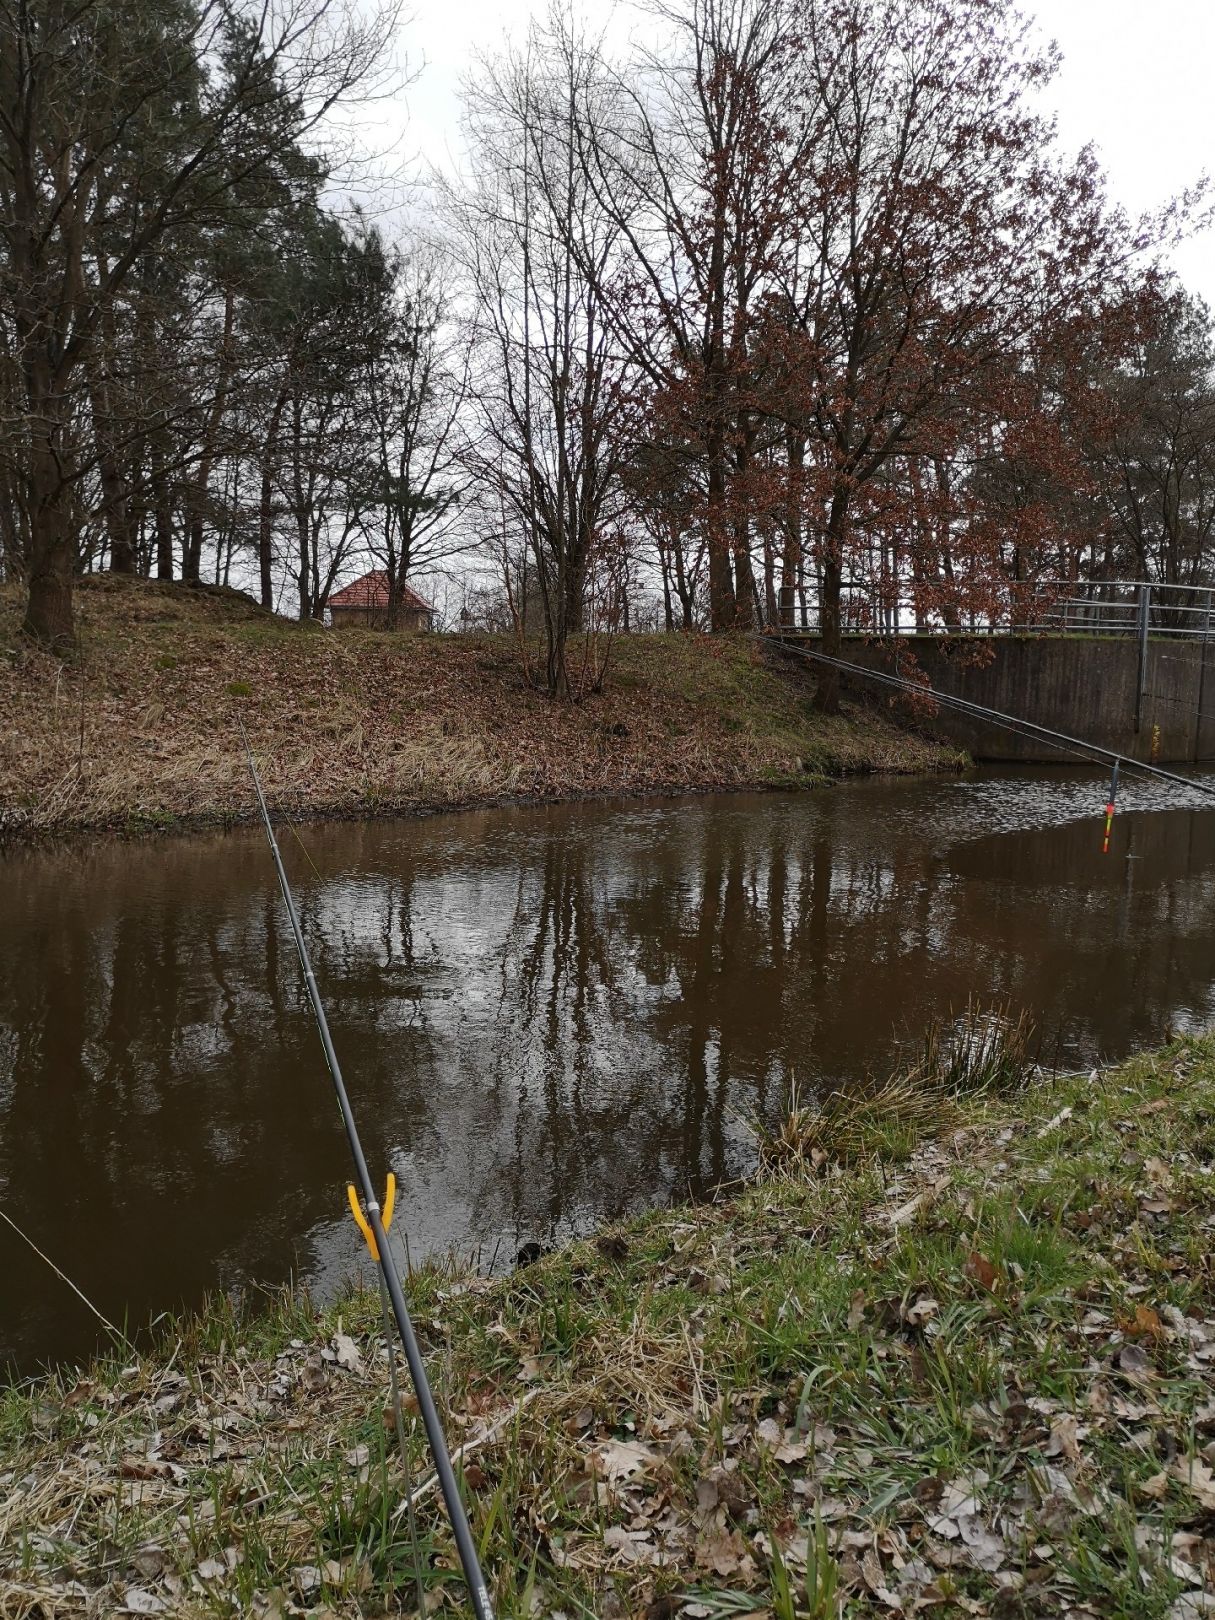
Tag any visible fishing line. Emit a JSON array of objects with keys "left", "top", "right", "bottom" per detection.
[
  {"left": 241, "top": 725, "right": 496, "bottom": 1620},
  {"left": 1132, "top": 686, "right": 1215, "bottom": 728},
  {"left": 767, "top": 638, "right": 1215, "bottom": 801},
  {"left": 0, "top": 1205, "right": 129, "bottom": 1344},
  {"left": 286, "top": 816, "right": 324, "bottom": 880}
]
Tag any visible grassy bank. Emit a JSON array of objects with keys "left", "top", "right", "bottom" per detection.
[
  {"left": 3, "top": 1037, "right": 1213, "bottom": 1618},
  {"left": 0, "top": 575, "right": 957, "bottom": 839}
]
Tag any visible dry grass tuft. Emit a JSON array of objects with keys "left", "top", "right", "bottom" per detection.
[
  {"left": 760, "top": 1002, "right": 1037, "bottom": 1174},
  {"left": 911, "top": 997, "right": 1037, "bottom": 1097},
  {"left": 759, "top": 1070, "right": 958, "bottom": 1173}
]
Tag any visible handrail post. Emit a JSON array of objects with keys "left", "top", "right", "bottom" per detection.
[{"left": 1134, "top": 582, "right": 1150, "bottom": 737}]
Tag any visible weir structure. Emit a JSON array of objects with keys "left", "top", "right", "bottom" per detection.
[{"left": 777, "top": 581, "right": 1215, "bottom": 766}]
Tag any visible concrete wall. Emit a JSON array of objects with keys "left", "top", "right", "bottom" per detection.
[{"left": 779, "top": 634, "right": 1215, "bottom": 764}]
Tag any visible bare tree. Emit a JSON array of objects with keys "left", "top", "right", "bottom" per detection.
[
  {"left": 358, "top": 246, "right": 471, "bottom": 625},
  {"left": 447, "top": 9, "right": 630, "bottom": 697},
  {"left": 1094, "top": 285, "right": 1215, "bottom": 587},
  {"left": 575, "top": 0, "right": 811, "bottom": 632},
  {"left": 762, "top": 0, "right": 1178, "bottom": 709}
]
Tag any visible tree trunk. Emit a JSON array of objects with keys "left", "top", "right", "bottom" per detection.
[
  {"left": 762, "top": 528, "right": 777, "bottom": 627},
  {"left": 184, "top": 287, "right": 236, "bottom": 586},
  {"left": 706, "top": 424, "right": 737, "bottom": 630},
  {"left": 152, "top": 434, "right": 174, "bottom": 580},
  {"left": 659, "top": 533, "right": 675, "bottom": 631},
  {"left": 82, "top": 368, "right": 133, "bottom": 572},
  {"left": 814, "top": 487, "right": 849, "bottom": 713},
  {"left": 0, "top": 461, "right": 30, "bottom": 578},
  {"left": 565, "top": 540, "right": 586, "bottom": 633},
  {"left": 291, "top": 394, "right": 311, "bottom": 621},
  {"left": 85, "top": 249, "right": 136, "bottom": 575},
  {"left": 258, "top": 384, "right": 289, "bottom": 611},
  {"left": 21, "top": 381, "right": 77, "bottom": 653},
  {"left": 23, "top": 485, "right": 77, "bottom": 654},
  {"left": 780, "top": 430, "right": 804, "bottom": 627},
  {"left": 94, "top": 421, "right": 135, "bottom": 574},
  {"left": 673, "top": 529, "right": 695, "bottom": 629},
  {"left": 733, "top": 528, "right": 757, "bottom": 629}
]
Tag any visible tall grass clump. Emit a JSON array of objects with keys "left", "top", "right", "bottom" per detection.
[
  {"left": 912, "top": 997, "right": 1037, "bottom": 1097},
  {"left": 760, "top": 1000, "right": 1037, "bottom": 1173}
]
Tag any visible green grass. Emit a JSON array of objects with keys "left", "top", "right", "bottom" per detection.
[{"left": 4, "top": 1037, "right": 1213, "bottom": 1616}]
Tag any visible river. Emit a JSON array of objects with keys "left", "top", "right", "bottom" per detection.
[{"left": 3, "top": 768, "right": 1214, "bottom": 1373}]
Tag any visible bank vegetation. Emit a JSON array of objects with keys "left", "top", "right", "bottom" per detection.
[{"left": 0, "top": 574, "right": 956, "bottom": 839}]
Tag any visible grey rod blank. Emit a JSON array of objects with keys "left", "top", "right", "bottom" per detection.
[{"left": 242, "top": 732, "right": 496, "bottom": 1620}]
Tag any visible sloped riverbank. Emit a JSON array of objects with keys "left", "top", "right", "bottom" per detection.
[{"left": 0, "top": 574, "right": 957, "bottom": 839}]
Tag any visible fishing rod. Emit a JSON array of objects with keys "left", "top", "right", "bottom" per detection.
[
  {"left": 241, "top": 729, "right": 496, "bottom": 1620},
  {"left": 767, "top": 636, "right": 1215, "bottom": 802}
]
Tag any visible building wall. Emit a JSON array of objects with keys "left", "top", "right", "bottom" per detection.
[
  {"left": 778, "top": 634, "right": 1215, "bottom": 764},
  {"left": 330, "top": 607, "right": 430, "bottom": 632}
]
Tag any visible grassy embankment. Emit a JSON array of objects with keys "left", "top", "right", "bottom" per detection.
[
  {"left": 2, "top": 1035, "right": 1213, "bottom": 1618},
  {"left": 0, "top": 574, "right": 958, "bottom": 839}
]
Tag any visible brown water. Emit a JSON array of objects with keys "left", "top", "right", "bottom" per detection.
[{"left": 3, "top": 770, "right": 1214, "bottom": 1375}]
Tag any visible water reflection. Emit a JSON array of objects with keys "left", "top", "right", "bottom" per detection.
[{"left": 2, "top": 772, "right": 1214, "bottom": 1372}]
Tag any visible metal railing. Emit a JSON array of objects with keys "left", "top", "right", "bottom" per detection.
[
  {"left": 1036, "top": 580, "right": 1215, "bottom": 640},
  {"left": 777, "top": 579, "right": 1215, "bottom": 641}
]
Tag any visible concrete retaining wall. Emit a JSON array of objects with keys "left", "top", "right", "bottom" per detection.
[{"left": 779, "top": 634, "right": 1215, "bottom": 764}]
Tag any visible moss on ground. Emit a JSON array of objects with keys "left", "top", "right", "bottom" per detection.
[
  {"left": 2, "top": 1037, "right": 1213, "bottom": 1617},
  {"left": 0, "top": 575, "right": 959, "bottom": 839}
]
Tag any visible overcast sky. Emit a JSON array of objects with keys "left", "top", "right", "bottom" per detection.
[{"left": 379, "top": 0, "right": 1214, "bottom": 308}]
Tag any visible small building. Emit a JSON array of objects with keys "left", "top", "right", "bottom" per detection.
[{"left": 328, "top": 571, "right": 435, "bottom": 632}]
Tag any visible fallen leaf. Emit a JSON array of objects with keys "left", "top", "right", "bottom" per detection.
[
  {"left": 904, "top": 1295, "right": 940, "bottom": 1327},
  {"left": 1143, "top": 1155, "right": 1172, "bottom": 1187},
  {"left": 956, "top": 1514, "right": 1006, "bottom": 1572},
  {"left": 1138, "top": 1470, "right": 1170, "bottom": 1500},
  {"left": 121, "top": 1456, "right": 173, "bottom": 1481},
  {"left": 695, "top": 1527, "right": 753, "bottom": 1578},
  {"left": 603, "top": 1525, "right": 660, "bottom": 1565},
  {"left": 131, "top": 1547, "right": 167, "bottom": 1581},
  {"left": 299, "top": 1354, "right": 326, "bottom": 1393},
  {"left": 1120, "top": 1305, "right": 1165, "bottom": 1341},
  {"left": 963, "top": 1251, "right": 1000, "bottom": 1291},
  {"left": 1169, "top": 1596, "right": 1215, "bottom": 1620},
  {"left": 860, "top": 1547, "right": 886, "bottom": 1593},
  {"left": 1045, "top": 1415, "right": 1081, "bottom": 1462},
  {"left": 594, "top": 1439, "right": 658, "bottom": 1482},
  {"left": 123, "top": 1591, "right": 167, "bottom": 1616},
  {"left": 331, "top": 1333, "right": 363, "bottom": 1374},
  {"left": 1037, "top": 1106, "right": 1073, "bottom": 1137},
  {"left": 755, "top": 1416, "right": 808, "bottom": 1464},
  {"left": 1171, "top": 1457, "right": 1215, "bottom": 1511},
  {"left": 1117, "top": 1342, "right": 1154, "bottom": 1384}
]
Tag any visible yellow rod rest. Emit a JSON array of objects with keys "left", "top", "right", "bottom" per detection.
[{"left": 347, "top": 1172, "right": 397, "bottom": 1263}]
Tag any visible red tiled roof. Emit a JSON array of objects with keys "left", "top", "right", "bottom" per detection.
[{"left": 329, "top": 570, "right": 433, "bottom": 614}]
